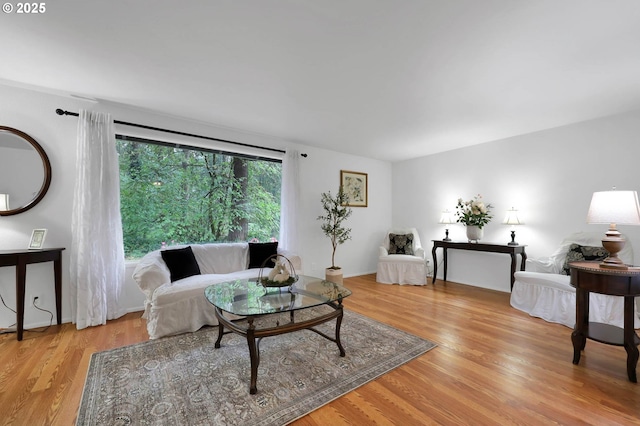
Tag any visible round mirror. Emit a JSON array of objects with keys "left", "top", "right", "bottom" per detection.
[{"left": 0, "top": 126, "right": 52, "bottom": 216}]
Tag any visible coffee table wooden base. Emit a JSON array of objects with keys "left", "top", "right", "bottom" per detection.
[{"left": 214, "top": 301, "right": 346, "bottom": 394}]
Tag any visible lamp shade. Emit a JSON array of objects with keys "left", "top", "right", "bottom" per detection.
[
  {"left": 586, "top": 190, "right": 640, "bottom": 225},
  {"left": 439, "top": 210, "right": 454, "bottom": 224},
  {"left": 0, "top": 194, "right": 8, "bottom": 210},
  {"left": 502, "top": 208, "right": 523, "bottom": 225}
]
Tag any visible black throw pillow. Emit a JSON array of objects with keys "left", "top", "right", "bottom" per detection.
[
  {"left": 248, "top": 242, "right": 279, "bottom": 268},
  {"left": 388, "top": 233, "right": 414, "bottom": 255},
  {"left": 160, "top": 246, "right": 201, "bottom": 282},
  {"left": 561, "top": 244, "right": 609, "bottom": 275}
]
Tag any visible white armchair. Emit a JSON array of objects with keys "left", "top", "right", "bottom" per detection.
[
  {"left": 376, "top": 228, "right": 427, "bottom": 285},
  {"left": 510, "top": 231, "right": 640, "bottom": 329}
]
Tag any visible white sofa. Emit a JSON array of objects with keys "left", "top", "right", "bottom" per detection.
[
  {"left": 133, "top": 242, "right": 302, "bottom": 339},
  {"left": 510, "top": 231, "right": 640, "bottom": 329}
]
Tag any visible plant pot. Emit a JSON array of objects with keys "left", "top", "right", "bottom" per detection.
[
  {"left": 466, "top": 225, "right": 483, "bottom": 243},
  {"left": 325, "top": 267, "right": 343, "bottom": 285}
]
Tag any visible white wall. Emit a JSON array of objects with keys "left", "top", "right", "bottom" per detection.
[
  {"left": 393, "top": 109, "right": 640, "bottom": 292},
  {"left": 0, "top": 83, "right": 392, "bottom": 329}
]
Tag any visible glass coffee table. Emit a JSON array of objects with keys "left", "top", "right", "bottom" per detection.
[{"left": 204, "top": 275, "right": 352, "bottom": 394}]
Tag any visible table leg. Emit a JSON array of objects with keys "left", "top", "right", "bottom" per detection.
[
  {"left": 572, "top": 289, "right": 589, "bottom": 364},
  {"left": 54, "top": 254, "right": 62, "bottom": 325},
  {"left": 335, "top": 305, "right": 346, "bottom": 357},
  {"left": 509, "top": 253, "right": 517, "bottom": 289},
  {"left": 624, "top": 296, "right": 639, "bottom": 382},
  {"left": 16, "top": 257, "right": 27, "bottom": 341},
  {"left": 443, "top": 248, "right": 448, "bottom": 282},
  {"left": 247, "top": 319, "right": 259, "bottom": 394},
  {"left": 431, "top": 246, "right": 438, "bottom": 284}
]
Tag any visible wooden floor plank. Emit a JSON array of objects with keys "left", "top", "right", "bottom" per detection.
[{"left": 1, "top": 274, "right": 640, "bottom": 425}]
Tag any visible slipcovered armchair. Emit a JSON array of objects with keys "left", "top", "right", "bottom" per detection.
[
  {"left": 376, "top": 228, "right": 427, "bottom": 285},
  {"left": 510, "top": 231, "right": 640, "bottom": 329}
]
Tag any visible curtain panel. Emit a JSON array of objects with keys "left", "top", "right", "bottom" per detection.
[
  {"left": 279, "top": 149, "right": 300, "bottom": 254},
  {"left": 70, "top": 109, "right": 126, "bottom": 329}
]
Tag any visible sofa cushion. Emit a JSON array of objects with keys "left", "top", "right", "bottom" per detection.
[
  {"left": 161, "top": 246, "right": 201, "bottom": 282},
  {"left": 248, "top": 242, "right": 278, "bottom": 268},
  {"left": 561, "top": 244, "right": 609, "bottom": 275},
  {"left": 388, "top": 233, "right": 414, "bottom": 255}
]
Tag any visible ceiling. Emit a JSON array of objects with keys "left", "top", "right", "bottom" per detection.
[{"left": 2, "top": 0, "right": 640, "bottom": 162}]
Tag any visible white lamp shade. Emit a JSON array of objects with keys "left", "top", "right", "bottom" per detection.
[
  {"left": 0, "top": 193, "right": 8, "bottom": 210},
  {"left": 502, "top": 208, "right": 523, "bottom": 225},
  {"left": 586, "top": 190, "right": 640, "bottom": 225},
  {"left": 439, "top": 210, "right": 454, "bottom": 224}
]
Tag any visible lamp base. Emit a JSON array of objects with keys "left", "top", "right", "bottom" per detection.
[
  {"left": 507, "top": 230, "right": 518, "bottom": 246},
  {"left": 600, "top": 235, "right": 628, "bottom": 270},
  {"left": 443, "top": 229, "right": 451, "bottom": 242}
]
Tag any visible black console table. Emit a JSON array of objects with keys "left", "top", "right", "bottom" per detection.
[
  {"left": 0, "top": 248, "right": 65, "bottom": 340},
  {"left": 431, "top": 241, "right": 526, "bottom": 289}
]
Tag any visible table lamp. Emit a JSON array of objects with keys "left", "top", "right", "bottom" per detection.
[
  {"left": 439, "top": 209, "right": 454, "bottom": 241},
  {"left": 502, "top": 207, "right": 523, "bottom": 245},
  {"left": 586, "top": 189, "right": 640, "bottom": 269}
]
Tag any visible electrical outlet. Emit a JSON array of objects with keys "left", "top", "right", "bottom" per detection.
[{"left": 28, "top": 293, "right": 43, "bottom": 307}]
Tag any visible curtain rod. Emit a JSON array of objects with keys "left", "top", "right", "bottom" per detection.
[{"left": 55, "top": 109, "right": 307, "bottom": 157}]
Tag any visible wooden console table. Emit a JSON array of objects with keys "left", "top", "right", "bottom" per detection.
[
  {"left": 431, "top": 241, "right": 527, "bottom": 289},
  {"left": 569, "top": 261, "right": 640, "bottom": 382},
  {"left": 0, "top": 248, "right": 65, "bottom": 341}
]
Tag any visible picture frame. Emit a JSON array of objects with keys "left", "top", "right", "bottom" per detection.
[
  {"left": 340, "top": 170, "right": 368, "bottom": 207},
  {"left": 28, "top": 228, "right": 47, "bottom": 250}
]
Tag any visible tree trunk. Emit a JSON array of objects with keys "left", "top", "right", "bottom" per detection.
[{"left": 227, "top": 157, "right": 249, "bottom": 241}]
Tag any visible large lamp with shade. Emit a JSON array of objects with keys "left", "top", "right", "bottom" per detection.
[
  {"left": 439, "top": 209, "right": 454, "bottom": 241},
  {"left": 502, "top": 207, "right": 523, "bottom": 245},
  {"left": 586, "top": 189, "right": 640, "bottom": 270}
]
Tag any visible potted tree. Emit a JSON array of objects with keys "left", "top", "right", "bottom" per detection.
[{"left": 317, "top": 187, "right": 352, "bottom": 284}]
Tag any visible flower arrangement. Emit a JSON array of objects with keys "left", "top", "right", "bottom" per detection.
[{"left": 455, "top": 195, "right": 493, "bottom": 228}]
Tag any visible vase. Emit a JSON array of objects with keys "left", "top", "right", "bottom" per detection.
[{"left": 466, "top": 225, "right": 483, "bottom": 243}]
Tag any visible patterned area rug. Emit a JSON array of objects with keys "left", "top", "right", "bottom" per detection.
[{"left": 77, "top": 307, "right": 437, "bottom": 425}]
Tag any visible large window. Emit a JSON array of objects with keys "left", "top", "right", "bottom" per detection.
[{"left": 116, "top": 136, "right": 282, "bottom": 259}]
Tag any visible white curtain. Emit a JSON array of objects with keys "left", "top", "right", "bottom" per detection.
[
  {"left": 70, "top": 109, "right": 126, "bottom": 329},
  {"left": 279, "top": 149, "right": 300, "bottom": 254}
]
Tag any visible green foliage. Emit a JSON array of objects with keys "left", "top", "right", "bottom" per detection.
[
  {"left": 116, "top": 139, "right": 282, "bottom": 259},
  {"left": 317, "top": 187, "right": 352, "bottom": 268}
]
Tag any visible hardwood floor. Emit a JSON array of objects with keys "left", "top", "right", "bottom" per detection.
[{"left": 1, "top": 274, "right": 639, "bottom": 425}]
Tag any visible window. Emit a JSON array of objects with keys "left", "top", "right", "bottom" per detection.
[{"left": 116, "top": 136, "right": 282, "bottom": 259}]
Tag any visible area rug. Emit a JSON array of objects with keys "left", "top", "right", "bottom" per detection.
[{"left": 77, "top": 307, "right": 437, "bottom": 426}]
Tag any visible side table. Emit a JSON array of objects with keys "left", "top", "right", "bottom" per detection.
[
  {"left": 569, "top": 261, "right": 640, "bottom": 382},
  {"left": 0, "top": 248, "right": 65, "bottom": 341}
]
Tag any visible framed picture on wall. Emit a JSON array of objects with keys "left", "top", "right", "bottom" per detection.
[
  {"left": 340, "top": 170, "right": 368, "bottom": 207},
  {"left": 28, "top": 228, "right": 47, "bottom": 250}
]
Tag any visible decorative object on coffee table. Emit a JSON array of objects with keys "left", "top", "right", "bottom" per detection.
[{"left": 258, "top": 254, "right": 298, "bottom": 288}]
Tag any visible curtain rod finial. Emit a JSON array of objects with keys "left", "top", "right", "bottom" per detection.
[
  {"left": 55, "top": 108, "right": 64, "bottom": 115},
  {"left": 300, "top": 153, "right": 307, "bottom": 157}
]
